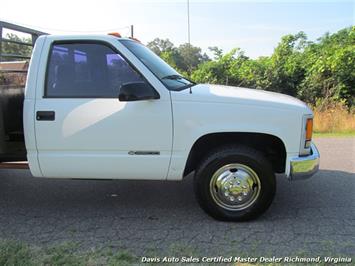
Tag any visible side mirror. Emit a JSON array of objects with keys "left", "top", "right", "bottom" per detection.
[{"left": 118, "top": 82, "right": 160, "bottom": 102}]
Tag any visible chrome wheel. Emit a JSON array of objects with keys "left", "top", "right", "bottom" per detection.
[{"left": 209, "top": 163, "right": 261, "bottom": 211}]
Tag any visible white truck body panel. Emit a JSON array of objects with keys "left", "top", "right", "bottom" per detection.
[
  {"left": 35, "top": 98, "right": 172, "bottom": 179},
  {"left": 24, "top": 34, "right": 314, "bottom": 181},
  {"left": 26, "top": 35, "right": 173, "bottom": 179},
  {"left": 167, "top": 85, "right": 310, "bottom": 180}
]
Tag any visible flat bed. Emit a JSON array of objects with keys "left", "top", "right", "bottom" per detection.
[{"left": 0, "top": 21, "right": 46, "bottom": 163}]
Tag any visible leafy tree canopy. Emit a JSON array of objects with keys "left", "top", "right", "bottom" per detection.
[{"left": 149, "top": 27, "right": 354, "bottom": 106}]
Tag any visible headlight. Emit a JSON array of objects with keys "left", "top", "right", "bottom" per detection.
[{"left": 300, "top": 115, "right": 313, "bottom": 155}]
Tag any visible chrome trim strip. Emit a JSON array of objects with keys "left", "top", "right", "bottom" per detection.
[
  {"left": 128, "top": 151, "right": 160, "bottom": 155},
  {"left": 288, "top": 143, "right": 320, "bottom": 181}
]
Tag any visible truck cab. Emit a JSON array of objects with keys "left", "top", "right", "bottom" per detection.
[{"left": 2, "top": 30, "right": 320, "bottom": 221}]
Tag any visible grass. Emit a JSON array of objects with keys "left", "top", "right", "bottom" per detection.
[
  {"left": 313, "top": 101, "right": 355, "bottom": 135},
  {"left": 0, "top": 240, "right": 354, "bottom": 266},
  {"left": 0, "top": 240, "right": 136, "bottom": 266},
  {"left": 314, "top": 131, "right": 355, "bottom": 137}
]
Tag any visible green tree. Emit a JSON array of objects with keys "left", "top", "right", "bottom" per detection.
[
  {"left": 266, "top": 31, "right": 308, "bottom": 96},
  {"left": 148, "top": 27, "right": 354, "bottom": 106},
  {"left": 176, "top": 43, "right": 209, "bottom": 73},
  {"left": 146, "top": 38, "right": 175, "bottom": 55},
  {"left": 237, "top": 56, "right": 272, "bottom": 89},
  {"left": 146, "top": 38, "right": 209, "bottom": 73},
  {"left": 208, "top": 46, "right": 223, "bottom": 60},
  {"left": 192, "top": 48, "right": 247, "bottom": 86},
  {"left": 160, "top": 50, "right": 181, "bottom": 70},
  {"left": 299, "top": 27, "right": 355, "bottom": 106}
]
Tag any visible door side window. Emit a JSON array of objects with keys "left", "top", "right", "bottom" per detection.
[{"left": 45, "top": 42, "right": 144, "bottom": 98}]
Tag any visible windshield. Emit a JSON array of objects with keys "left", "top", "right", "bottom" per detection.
[{"left": 120, "top": 40, "right": 194, "bottom": 91}]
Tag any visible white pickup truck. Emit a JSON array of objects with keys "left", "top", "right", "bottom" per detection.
[{"left": 0, "top": 34, "right": 320, "bottom": 221}]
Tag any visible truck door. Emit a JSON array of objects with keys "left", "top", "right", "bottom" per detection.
[{"left": 34, "top": 39, "right": 172, "bottom": 179}]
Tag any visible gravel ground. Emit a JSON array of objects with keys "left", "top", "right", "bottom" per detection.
[{"left": 0, "top": 137, "right": 354, "bottom": 257}]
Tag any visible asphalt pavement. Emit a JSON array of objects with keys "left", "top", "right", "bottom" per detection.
[{"left": 0, "top": 137, "right": 354, "bottom": 257}]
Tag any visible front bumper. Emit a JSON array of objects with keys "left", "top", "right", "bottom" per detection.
[{"left": 288, "top": 143, "right": 320, "bottom": 180}]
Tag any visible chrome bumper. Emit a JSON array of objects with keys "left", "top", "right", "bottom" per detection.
[{"left": 288, "top": 143, "right": 320, "bottom": 180}]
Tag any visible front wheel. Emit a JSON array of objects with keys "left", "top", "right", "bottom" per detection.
[{"left": 194, "top": 146, "right": 276, "bottom": 221}]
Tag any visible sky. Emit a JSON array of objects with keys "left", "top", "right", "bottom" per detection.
[{"left": 0, "top": 0, "right": 354, "bottom": 58}]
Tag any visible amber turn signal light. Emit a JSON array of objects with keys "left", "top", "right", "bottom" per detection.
[{"left": 305, "top": 118, "right": 313, "bottom": 141}]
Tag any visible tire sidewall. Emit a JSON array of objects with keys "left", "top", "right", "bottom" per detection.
[{"left": 194, "top": 149, "right": 276, "bottom": 221}]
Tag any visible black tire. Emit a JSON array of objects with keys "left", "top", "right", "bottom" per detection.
[{"left": 194, "top": 145, "right": 276, "bottom": 221}]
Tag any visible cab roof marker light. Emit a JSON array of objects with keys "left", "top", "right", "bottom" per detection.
[{"left": 108, "top": 32, "right": 121, "bottom": 38}]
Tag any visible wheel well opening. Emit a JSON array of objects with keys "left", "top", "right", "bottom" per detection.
[{"left": 183, "top": 132, "right": 286, "bottom": 177}]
